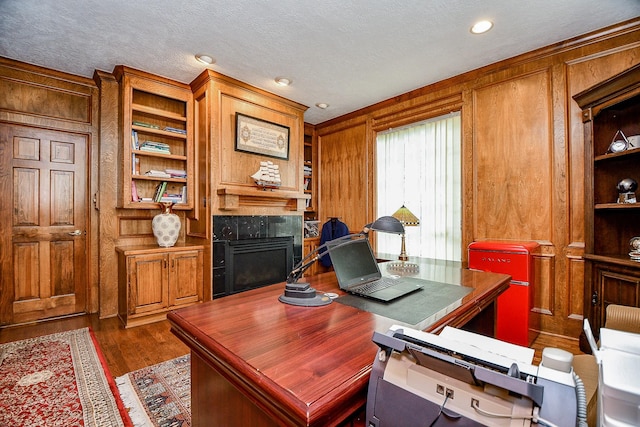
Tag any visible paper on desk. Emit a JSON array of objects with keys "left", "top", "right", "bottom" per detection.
[{"left": 439, "top": 326, "right": 535, "bottom": 365}]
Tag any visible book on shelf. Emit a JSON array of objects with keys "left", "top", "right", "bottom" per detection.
[
  {"left": 304, "top": 177, "right": 311, "bottom": 190},
  {"left": 159, "top": 195, "right": 183, "bottom": 203},
  {"left": 145, "top": 170, "right": 172, "bottom": 178},
  {"left": 139, "top": 141, "right": 171, "bottom": 154},
  {"left": 131, "top": 130, "right": 139, "bottom": 149},
  {"left": 153, "top": 181, "right": 168, "bottom": 202},
  {"left": 165, "top": 168, "right": 187, "bottom": 178},
  {"left": 156, "top": 184, "right": 187, "bottom": 204},
  {"left": 132, "top": 120, "right": 160, "bottom": 129},
  {"left": 163, "top": 126, "right": 186, "bottom": 135},
  {"left": 131, "top": 181, "right": 139, "bottom": 202}
]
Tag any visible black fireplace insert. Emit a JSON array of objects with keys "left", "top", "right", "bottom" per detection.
[{"left": 213, "top": 236, "right": 294, "bottom": 297}]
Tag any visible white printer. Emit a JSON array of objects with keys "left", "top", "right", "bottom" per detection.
[
  {"left": 584, "top": 319, "right": 640, "bottom": 427},
  {"left": 367, "top": 325, "right": 588, "bottom": 426}
]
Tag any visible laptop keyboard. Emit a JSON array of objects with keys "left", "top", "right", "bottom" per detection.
[{"left": 351, "top": 277, "right": 399, "bottom": 294}]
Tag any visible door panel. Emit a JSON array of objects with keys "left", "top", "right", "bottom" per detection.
[
  {"left": 169, "top": 250, "right": 202, "bottom": 307},
  {"left": 128, "top": 253, "right": 168, "bottom": 314},
  {"left": 0, "top": 123, "right": 87, "bottom": 325}
]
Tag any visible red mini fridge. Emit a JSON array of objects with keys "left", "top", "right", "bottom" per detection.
[{"left": 468, "top": 241, "right": 539, "bottom": 346}]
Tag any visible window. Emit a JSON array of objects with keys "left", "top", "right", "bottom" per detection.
[{"left": 376, "top": 112, "right": 461, "bottom": 261}]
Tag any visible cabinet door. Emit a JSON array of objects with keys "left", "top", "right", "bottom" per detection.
[
  {"left": 169, "top": 250, "right": 203, "bottom": 307},
  {"left": 128, "top": 253, "right": 169, "bottom": 314},
  {"left": 303, "top": 239, "right": 317, "bottom": 276},
  {"left": 595, "top": 265, "right": 640, "bottom": 331}
]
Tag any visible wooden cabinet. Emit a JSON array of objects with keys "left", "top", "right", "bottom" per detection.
[
  {"left": 593, "top": 264, "right": 640, "bottom": 332},
  {"left": 117, "top": 245, "right": 203, "bottom": 328},
  {"left": 114, "top": 66, "right": 194, "bottom": 209},
  {"left": 302, "top": 237, "right": 321, "bottom": 277},
  {"left": 574, "top": 63, "right": 640, "bottom": 344}
]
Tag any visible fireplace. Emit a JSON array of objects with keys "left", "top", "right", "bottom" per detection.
[
  {"left": 212, "top": 215, "right": 302, "bottom": 298},
  {"left": 225, "top": 237, "right": 293, "bottom": 294}
]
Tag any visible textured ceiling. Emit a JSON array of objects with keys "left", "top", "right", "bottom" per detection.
[{"left": 1, "top": 0, "right": 639, "bottom": 124}]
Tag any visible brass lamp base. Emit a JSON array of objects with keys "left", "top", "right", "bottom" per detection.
[
  {"left": 398, "top": 233, "right": 409, "bottom": 261},
  {"left": 389, "top": 233, "right": 419, "bottom": 272}
]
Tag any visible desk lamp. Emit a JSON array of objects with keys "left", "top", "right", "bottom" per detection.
[
  {"left": 279, "top": 216, "right": 404, "bottom": 306},
  {"left": 389, "top": 204, "right": 420, "bottom": 272}
]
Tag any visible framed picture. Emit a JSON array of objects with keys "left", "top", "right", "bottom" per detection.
[{"left": 235, "top": 113, "right": 290, "bottom": 160}]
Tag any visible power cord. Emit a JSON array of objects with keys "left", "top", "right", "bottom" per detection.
[
  {"left": 428, "top": 394, "right": 462, "bottom": 426},
  {"left": 471, "top": 400, "right": 559, "bottom": 427},
  {"left": 573, "top": 371, "right": 589, "bottom": 427}
]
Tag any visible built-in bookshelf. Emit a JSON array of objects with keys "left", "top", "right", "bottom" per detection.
[
  {"left": 573, "top": 63, "right": 640, "bottom": 347},
  {"left": 303, "top": 123, "right": 317, "bottom": 220},
  {"left": 114, "top": 66, "right": 194, "bottom": 209}
]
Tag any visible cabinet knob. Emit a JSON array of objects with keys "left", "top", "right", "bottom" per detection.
[{"left": 68, "top": 229, "right": 83, "bottom": 236}]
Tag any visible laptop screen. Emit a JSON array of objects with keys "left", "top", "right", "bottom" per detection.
[{"left": 328, "top": 237, "right": 381, "bottom": 289}]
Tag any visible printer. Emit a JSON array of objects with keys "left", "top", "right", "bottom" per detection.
[
  {"left": 584, "top": 319, "right": 640, "bottom": 427},
  {"left": 367, "top": 325, "right": 587, "bottom": 426}
]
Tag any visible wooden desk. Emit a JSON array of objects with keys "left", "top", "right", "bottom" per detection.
[{"left": 168, "top": 259, "right": 510, "bottom": 427}]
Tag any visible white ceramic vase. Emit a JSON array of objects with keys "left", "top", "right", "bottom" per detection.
[{"left": 152, "top": 203, "right": 181, "bottom": 247}]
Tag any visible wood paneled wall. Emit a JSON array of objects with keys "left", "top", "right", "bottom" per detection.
[
  {"left": 187, "top": 70, "right": 308, "bottom": 300},
  {"left": 1, "top": 19, "right": 638, "bottom": 334},
  {"left": 316, "top": 19, "right": 640, "bottom": 337}
]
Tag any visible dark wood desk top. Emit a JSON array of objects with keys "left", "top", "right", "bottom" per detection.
[{"left": 168, "top": 259, "right": 510, "bottom": 426}]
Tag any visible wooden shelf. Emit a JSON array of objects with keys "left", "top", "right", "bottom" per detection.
[
  {"left": 132, "top": 103, "right": 188, "bottom": 122},
  {"left": 595, "top": 203, "right": 640, "bottom": 210},
  {"left": 584, "top": 253, "right": 640, "bottom": 268},
  {"left": 132, "top": 175, "right": 187, "bottom": 183},
  {"left": 132, "top": 149, "right": 187, "bottom": 161},
  {"left": 217, "top": 187, "right": 309, "bottom": 211},
  {"left": 115, "top": 66, "right": 194, "bottom": 210},
  {"left": 132, "top": 125, "right": 188, "bottom": 140},
  {"left": 595, "top": 148, "right": 640, "bottom": 162}
]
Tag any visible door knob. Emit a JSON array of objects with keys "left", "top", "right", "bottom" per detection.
[{"left": 68, "top": 230, "right": 82, "bottom": 236}]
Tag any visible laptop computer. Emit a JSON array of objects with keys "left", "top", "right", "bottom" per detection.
[{"left": 327, "top": 237, "right": 423, "bottom": 302}]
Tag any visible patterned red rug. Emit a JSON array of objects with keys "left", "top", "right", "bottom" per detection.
[
  {"left": 0, "top": 327, "right": 131, "bottom": 427},
  {"left": 116, "top": 354, "right": 191, "bottom": 427}
]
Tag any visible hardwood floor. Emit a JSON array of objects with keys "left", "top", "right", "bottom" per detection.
[
  {"left": 0, "top": 313, "right": 583, "bottom": 378},
  {"left": 0, "top": 314, "right": 188, "bottom": 377},
  {"left": 530, "top": 330, "right": 582, "bottom": 366}
]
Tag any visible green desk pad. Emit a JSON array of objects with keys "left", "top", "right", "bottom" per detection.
[{"left": 335, "top": 279, "right": 472, "bottom": 326}]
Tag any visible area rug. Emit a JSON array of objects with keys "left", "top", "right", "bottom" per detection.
[
  {"left": 116, "top": 354, "right": 191, "bottom": 427},
  {"left": 0, "top": 327, "right": 131, "bottom": 427}
]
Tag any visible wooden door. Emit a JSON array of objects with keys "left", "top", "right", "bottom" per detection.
[
  {"left": 0, "top": 123, "right": 88, "bottom": 325},
  {"left": 168, "top": 249, "right": 202, "bottom": 307}
]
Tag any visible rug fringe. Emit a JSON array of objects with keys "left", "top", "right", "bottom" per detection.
[{"left": 115, "top": 374, "right": 154, "bottom": 427}]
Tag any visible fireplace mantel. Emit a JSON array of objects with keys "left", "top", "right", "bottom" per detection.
[{"left": 216, "top": 187, "right": 309, "bottom": 211}]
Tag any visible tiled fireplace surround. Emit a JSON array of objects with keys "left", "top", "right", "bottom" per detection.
[{"left": 212, "top": 215, "right": 303, "bottom": 298}]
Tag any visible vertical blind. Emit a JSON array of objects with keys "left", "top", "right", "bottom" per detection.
[{"left": 376, "top": 112, "right": 462, "bottom": 261}]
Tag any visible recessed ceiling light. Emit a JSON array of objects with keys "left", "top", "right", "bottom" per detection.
[
  {"left": 470, "top": 20, "right": 493, "bottom": 34},
  {"left": 315, "top": 103, "right": 329, "bottom": 109},
  {"left": 275, "top": 77, "right": 292, "bottom": 86},
  {"left": 195, "top": 54, "right": 215, "bottom": 65}
]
